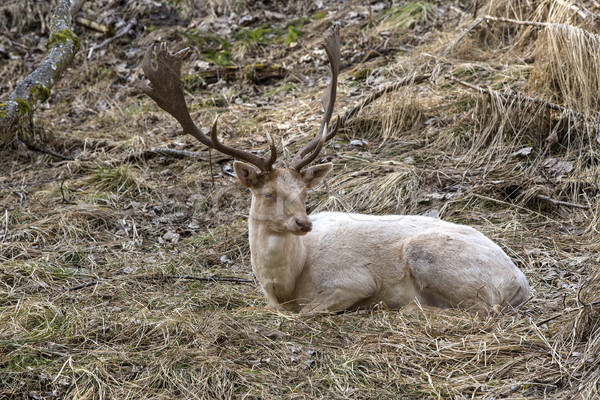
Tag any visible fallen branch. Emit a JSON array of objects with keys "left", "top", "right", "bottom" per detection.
[
  {"left": 0, "top": 0, "right": 80, "bottom": 145},
  {"left": 88, "top": 19, "right": 137, "bottom": 58}
]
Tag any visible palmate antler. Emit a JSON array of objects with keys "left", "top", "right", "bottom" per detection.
[
  {"left": 138, "top": 25, "right": 341, "bottom": 173},
  {"left": 138, "top": 43, "right": 276, "bottom": 172}
]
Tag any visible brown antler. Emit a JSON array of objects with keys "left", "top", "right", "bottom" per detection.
[
  {"left": 290, "top": 25, "right": 341, "bottom": 171},
  {"left": 139, "top": 43, "right": 276, "bottom": 173}
]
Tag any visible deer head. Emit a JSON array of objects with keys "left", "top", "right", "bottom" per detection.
[{"left": 139, "top": 26, "right": 341, "bottom": 234}]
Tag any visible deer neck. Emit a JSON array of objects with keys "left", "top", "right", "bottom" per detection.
[{"left": 248, "top": 216, "right": 308, "bottom": 307}]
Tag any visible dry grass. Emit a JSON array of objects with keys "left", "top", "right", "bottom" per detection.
[{"left": 1, "top": 0, "right": 600, "bottom": 399}]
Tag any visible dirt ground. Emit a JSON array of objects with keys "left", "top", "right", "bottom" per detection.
[{"left": 1, "top": 0, "right": 600, "bottom": 399}]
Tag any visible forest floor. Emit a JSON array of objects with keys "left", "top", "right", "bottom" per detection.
[{"left": 1, "top": 0, "right": 600, "bottom": 399}]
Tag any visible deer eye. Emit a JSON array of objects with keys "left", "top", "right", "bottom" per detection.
[{"left": 264, "top": 193, "right": 274, "bottom": 200}]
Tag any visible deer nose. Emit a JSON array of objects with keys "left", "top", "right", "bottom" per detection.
[{"left": 296, "top": 218, "right": 312, "bottom": 232}]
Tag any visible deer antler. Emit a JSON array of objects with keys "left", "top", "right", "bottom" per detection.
[
  {"left": 290, "top": 25, "right": 341, "bottom": 171},
  {"left": 139, "top": 43, "right": 277, "bottom": 173}
]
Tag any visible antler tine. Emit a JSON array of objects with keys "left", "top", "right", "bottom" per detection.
[
  {"left": 290, "top": 25, "right": 341, "bottom": 171},
  {"left": 139, "top": 43, "right": 277, "bottom": 172},
  {"left": 265, "top": 132, "right": 277, "bottom": 171}
]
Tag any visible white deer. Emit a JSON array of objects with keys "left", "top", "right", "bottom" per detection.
[{"left": 139, "top": 26, "right": 530, "bottom": 315}]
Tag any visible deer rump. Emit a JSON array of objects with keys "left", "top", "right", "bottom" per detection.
[{"left": 258, "top": 212, "right": 529, "bottom": 314}]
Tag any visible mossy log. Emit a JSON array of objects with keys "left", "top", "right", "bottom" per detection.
[{"left": 0, "top": 0, "right": 80, "bottom": 146}]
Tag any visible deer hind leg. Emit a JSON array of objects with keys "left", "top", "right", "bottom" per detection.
[{"left": 401, "top": 232, "right": 500, "bottom": 314}]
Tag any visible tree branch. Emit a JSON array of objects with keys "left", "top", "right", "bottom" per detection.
[{"left": 0, "top": 0, "right": 81, "bottom": 145}]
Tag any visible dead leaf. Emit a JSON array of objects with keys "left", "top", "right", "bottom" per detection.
[{"left": 512, "top": 147, "right": 532, "bottom": 157}]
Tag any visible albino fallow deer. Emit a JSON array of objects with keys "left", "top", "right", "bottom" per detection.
[{"left": 139, "top": 26, "right": 530, "bottom": 315}]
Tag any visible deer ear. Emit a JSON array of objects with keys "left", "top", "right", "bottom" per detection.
[
  {"left": 302, "top": 163, "right": 332, "bottom": 188},
  {"left": 234, "top": 161, "right": 261, "bottom": 188}
]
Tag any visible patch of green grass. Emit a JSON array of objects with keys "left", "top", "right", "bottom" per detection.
[
  {"left": 178, "top": 30, "right": 234, "bottom": 66},
  {"left": 58, "top": 248, "right": 89, "bottom": 268},
  {"left": 263, "top": 82, "right": 297, "bottom": 97},
  {"left": 379, "top": 1, "right": 435, "bottom": 30},
  {"left": 9, "top": 208, "right": 31, "bottom": 224},
  {"left": 90, "top": 165, "right": 141, "bottom": 194},
  {"left": 182, "top": 74, "right": 207, "bottom": 92},
  {"left": 285, "top": 24, "right": 301, "bottom": 46}
]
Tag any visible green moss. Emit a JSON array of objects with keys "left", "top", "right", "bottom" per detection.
[
  {"left": 313, "top": 10, "right": 328, "bottom": 20},
  {"left": 0, "top": 102, "right": 7, "bottom": 118},
  {"left": 47, "top": 28, "right": 81, "bottom": 53},
  {"left": 30, "top": 84, "right": 51, "bottom": 103},
  {"left": 353, "top": 67, "right": 372, "bottom": 80},
  {"left": 14, "top": 98, "right": 30, "bottom": 116}
]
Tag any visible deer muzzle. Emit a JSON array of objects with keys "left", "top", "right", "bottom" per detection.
[{"left": 295, "top": 218, "right": 312, "bottom": 233}]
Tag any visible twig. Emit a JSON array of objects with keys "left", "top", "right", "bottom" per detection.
[
  {"left": 76, "top": 17, "right": 115, "bottom": 36},
  {"left": 446, "top": 74, "right": 584, "bottom": 117},
  {"left": 152, "top": 274, "right": 255, "bottom": 285},
  {"left": 125, "top": 147, "right": 232, "bottom": 164},
  {"left": 443, "top": 18, "right": 484, "bottom": 55},
  {"left": 595, "top": 111, "right": 600, "bottom": 145},
  {"left": 208, "top": 148, "right": 215, "bottom": 187},
  {"left": 69, "top": 280, "right": 100, "bottom": 291},
  {"left": 18, "top": 135, "right": 75, "bottom": 160},
  {"left": 332, "top": 73, "right": 431, "bottom": 132},
  {"left": 88, "top": 19, "right": 136, "bottom": 58},
  {"left": 126, "top": 147, "right": 207, "bottom": 161},
  {"left": 68, "top": 274, "right": 255, "bottom": 291},
  {"left": 483, "top": 15, "right": 561, "bottom": 29},
  {"left": 536, "top": 194, "right": 590, "bottom": 210}
]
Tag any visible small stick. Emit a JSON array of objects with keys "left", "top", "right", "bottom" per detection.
[
  {"left": 18, "top": 135, "right": 74, "bottom": 160},
  {"left": 76, "top": 17, "right": 115, "bottom": 36},
  {"left": 595, "top": 111, "right": 600, "bottom": 145},
  {"left": 443, "top": 18, "right": 484, "bottom": 55},
  {"left": 536, "top": 194, "right": 589, "bottom": 210},
  {"left": 153, "top": 274, "right": 255, "bottom": 284},
  {"left": 69, "top": 280, "right": 100, "bottom": 291},
  {"left": 126, "top": 147, "right": 209, "bottom": 161},
  {"left": 68, "top": 274, "right": 255, "bottom": 291},
  {"left": 88, "top": 19, "right": 136, "bottom": 58},
  {"left": 482, "top": 15, "right": 560, "bottom": 29},
  {"left": 446, "top": 74, "right": 583, "bottom": 116},
  {"left": 333, "top": 73, "right": 431, "bottom": 132}
]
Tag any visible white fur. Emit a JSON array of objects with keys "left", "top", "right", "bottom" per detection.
[
  {"left": 250, "top": 211, "right": 529, "bottom": 314},
  {"left": 235, "top": 162, "right": 530, "bottom": 315}
]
